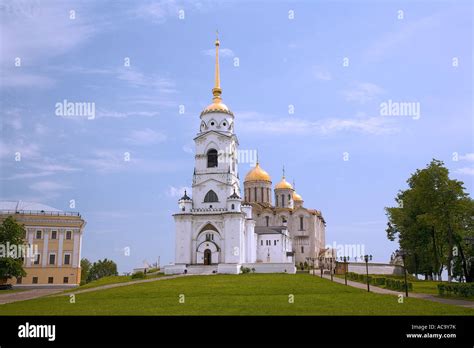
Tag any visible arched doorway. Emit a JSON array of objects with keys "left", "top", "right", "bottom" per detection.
[{"left": 204, "top": 249, "right": 212, "bottom": 265}]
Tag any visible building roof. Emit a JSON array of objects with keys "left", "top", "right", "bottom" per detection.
[
  {"left": 255, "top": 226, "right": 287, "bottom": 235},
  {"left": 0, "top": 200, "right": 62, "bottom": 212},
  {"left": 244, "top": 162, "right": 271, "bottom": 182}
]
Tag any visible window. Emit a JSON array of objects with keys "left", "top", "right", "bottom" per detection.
[
  {"left": 64, "top": 254, "right": 71, "bottom": 265},
  {"left": 265, "top": 216, "right": 269, "bottom": 227},
  {"left": 16, "top": 277, "right": 22, "bottom": 284},
  {"left": 35, "top": 230, "right": 42, "bottom": 239},
  {"left": 275, "top": 195, "right": 278, "bottom": 206},
  {"left": 51, "top": 231, "right": 57, "bottom": 239},
  {"left": 261, "top": 188, "right": 264, "bottom": 202},
  {"left": 32, "top": 277, "right": 38, "bottom": 284},
  {"left": 48, "top": 277, "right": 54, "bottom": 284},
  {"left": 274, "top": 240, "right": 277, "bottom": 246},
  {"left": 254, "top": 187, "right": 257, "bottom": 202},
  {"left": 300, "top": 216, "right": 304, "bottom": 230},
  {"left": 34, "top": 254, "right": 40, "bottom": 265},
  {"left": 63, "top": 277, "right": 69, "bottom": 284},
  {"left": 231, "top": 204, "right": 235, "bottom": 210},
  {"left": 66, "top": 231, "right": 72, "bottom": 240},
  {"left": 288, "top": 194, "right": 291, "bottom": 201},
  {"left": 207, "top": 149, "right": 218, "bottom": 168},
  {"left": 261, "top": 240, "right": 263, "bottom": 246},
  {"left": 301, "top": 246, "right": 304, "bottom": 253},
  {"left": 49, "top": 254, "right": 56, "bottom": 265},
  {"left": 204, "top": 190, "right": 218, "bottom": 203},
  {"left": 281, "top": 194, "right": 285, "bottom": 206}
]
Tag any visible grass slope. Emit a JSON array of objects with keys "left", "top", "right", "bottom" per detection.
[
  {"left": 61, "top": 273, "right": 165, "bottom": 293},
  {"left": 1, "top": 274, "right": 472, "bottom": 316}
]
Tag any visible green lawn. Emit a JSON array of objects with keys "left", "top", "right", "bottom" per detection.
[
  {"left": 0, "top": 274, "right": 472, "bottom": 315},
  {"left": 0, "top": 288, "right": 27, "bottom": 295},
  {"left": 336, "top": 274, "right": 474, "bottom": 301},
  {"left": 61, "top": 273, "right": 165, "bottom": 293}
]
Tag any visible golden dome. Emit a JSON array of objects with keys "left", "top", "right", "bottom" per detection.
[
  {"left": 275, "top": 177, "right": 293, "bottom": 190},
  {"left": 202, "top": 101, "right": 233, "bottom": 115},
  {"left": 244, "top": 163, "right": 271, "bottom": 182},
  {"left": 293, "top": 191, "right": 303, "bottom": 202}
]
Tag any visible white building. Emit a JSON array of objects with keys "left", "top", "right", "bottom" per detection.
[{"left": 165, "top": 36, "right": 296, "bottom": 275}]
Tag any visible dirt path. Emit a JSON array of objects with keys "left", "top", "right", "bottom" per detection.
[{"left": 0, "top": 289, "right": 63, "bottom": 305}]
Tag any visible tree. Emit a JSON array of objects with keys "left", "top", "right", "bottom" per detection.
[
  {"left": 80, "top": 258, "right": 91, "bottom": 285},
  {"left": 385, "top": 159, "right": 474, "bottom": 282},
  {"left": 0, "top": 216, "right": 27, "bottom": 283},
  {"left": 86, "top": 258, "right": 118, "bottom": 282}
]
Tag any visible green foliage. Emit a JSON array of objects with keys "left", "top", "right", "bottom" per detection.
[
  {"left": 86, "top": 258, "right": 118, "bottom": 282},
  {"left": 80, "top": 258, "right": 91, "bottom": 285},
  {"left": 0, "top": 216, "right": 27, "bottom": 281},
  {"left": 385, "top": 159, "right": 474, "bottom": 282},
  {"left": 240, "top": 267, "right": 251, "bottom": 274},
  {"left": 346, "top": 272, "right": 412, "bottom": 291},
  {"left": 131, "top": 271, "right": 145, "bottom": 279},
  {"left": 437, "top": 283, "right": 474, "bottom": 297}
]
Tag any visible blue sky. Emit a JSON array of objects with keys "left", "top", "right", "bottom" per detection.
[{"left": 0, "top": 0, "right": 472, "bottom": 272}]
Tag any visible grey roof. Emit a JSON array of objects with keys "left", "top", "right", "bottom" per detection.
[
  {"left": 255, "top": 226, "right": 286, "bottom": 235},
  {"left": 0, "top": 200, "right": 62, "bottom": 212}
]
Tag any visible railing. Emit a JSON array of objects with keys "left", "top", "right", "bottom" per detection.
[
  {"left": 0, "top": 210, "right": 81, "bottom": 217},
  {"left": 190, "top": 208, "right": 228, "bottom": 213}
]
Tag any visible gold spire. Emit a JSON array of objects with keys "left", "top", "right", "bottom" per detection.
[
  {"left": 212, "top": 30, "right": 222, "bottom": 103},
  {"left": 201, "top": 31, "right": 233, "bottom": 116}
]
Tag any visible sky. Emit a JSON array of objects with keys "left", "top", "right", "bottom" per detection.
[{"left": 0, "top": 0, "right": 472, "bottom": 273}]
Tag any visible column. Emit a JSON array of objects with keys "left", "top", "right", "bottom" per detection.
[
  {"left": 41, "top": 229, "right": 49, "bottom": 267},
  {"left": 72, "top": 229, "right": 81, "bottom": 267},
  {"left": 57, "top": 229, "right": 64, "bottom": 267},
  {"left": 26, "top": 229, "right": 34, "bottom": 267}
]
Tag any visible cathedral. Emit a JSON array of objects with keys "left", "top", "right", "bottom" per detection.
[{"left": 164, "top": 36, "right": 326, "bottom": 275}]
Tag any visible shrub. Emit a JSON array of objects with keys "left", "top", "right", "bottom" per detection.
[
  {"left": 438, "top": 283, "right": 474, "bottom": 297},
  {"left": 131, "top": 271, "right": 145, "bottom": 279},
  {"left": 240, "top": 267, "right": 251, "bottom": 274}
]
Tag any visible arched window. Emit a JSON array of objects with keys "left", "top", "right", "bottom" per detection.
[
  {"left": 204, "top": 190, "right": 218, "bottom": 202},
  {"left": 281, "top": 194, "right": 285, "bottom": 206},
  {"left": 254, "top": 187, "right": 257, "bottom": 202},
  {"left": 207, "top": 149, "right": 218, "bottom": 168},
  {"left": 265, "top": 216, "right": 269, "bottom": 227}
]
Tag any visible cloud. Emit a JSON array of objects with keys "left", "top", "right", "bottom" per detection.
[
  {"left": 125, "top": 128, "right": 167, "bottom": 146},
  {"left": 2, "top": 108, "right": 22, "bottom": 130},
  {"left": 0, "top": 71, "right": 56, "bottom": 89},
  {"left": 237, "top": 111, "right": 398, "bottom": 136},
  {"left": 365, "top": 14, "right": 440, "bottom": 62},
  {"left": 312, "top": 66, "right": 332, "bottom": 81},
  {"left": 342, "top": 82, "right": 385, "bottom": 104},
  {"left": 0, "top": 140, "right": 40, "bottom": 160},
  {"left": 29, "top": 180, "right": 72, "bottom": 196},
  {"left": 202, "top": 48, "right": 235, "bottom": 58},
  {"left": 182, "top": 144, "right": 194, "bottom": 154},
  {"left": 0, "top": 1, "right": 97, "bottom": 66},
  {"left": 459, "top": 153, "right": 474, "bottom": 162},
  {"left": 167, "top": 185, "right": 191, "bottom": 199},
  {"left": 134, "top": 1, "right": 181, "bottom": 23},
  {"left": 454, "top": 167, "right": 474, "bottom": 176},
  {"left": 116, "top": 68, "right": 176, "bottom": 92},
  {"left": 97, "top": 109, "right": 160, "bottom": 118}
]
